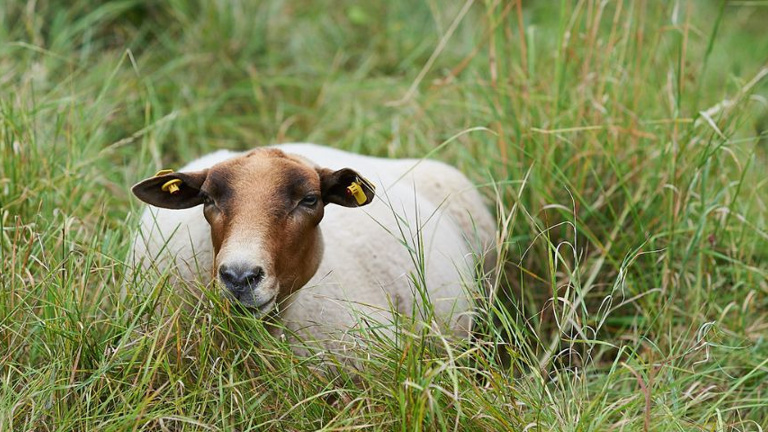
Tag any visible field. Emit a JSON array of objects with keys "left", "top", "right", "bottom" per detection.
[{"left": 1, "top": 0, "right": 767, "bottom": 430}]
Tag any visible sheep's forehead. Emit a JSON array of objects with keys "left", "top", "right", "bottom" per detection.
[{"left": 204, "top": 149, "right": 320, "bottom": 209}]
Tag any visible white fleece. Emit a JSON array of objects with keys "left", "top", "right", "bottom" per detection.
[{"left": 130, "top": 144, "right": 496, "bottom": 355}]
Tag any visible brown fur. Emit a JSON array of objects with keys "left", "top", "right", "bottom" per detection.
[
  {"left": 131, "top": 148, "right": 373, "bottom": 311},
  {"left": 202, "top": 149, "right": 325, "bottom": 304}
]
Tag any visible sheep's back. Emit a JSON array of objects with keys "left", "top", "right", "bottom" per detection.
[{"left": 276, "top": 144, "right": 494, "bottom": 352}]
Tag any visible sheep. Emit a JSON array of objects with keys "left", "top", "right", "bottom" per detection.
[{"left": 130, "top": 143, "right": 495, "bottom": 356}]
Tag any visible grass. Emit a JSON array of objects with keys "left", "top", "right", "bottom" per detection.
[{"left": 1, "top": 0, "right": 767, "bottom": 430}]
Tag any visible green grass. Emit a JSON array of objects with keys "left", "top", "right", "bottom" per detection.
[{"left": 1, "top": 0, "right": 767, "bottom": 430}]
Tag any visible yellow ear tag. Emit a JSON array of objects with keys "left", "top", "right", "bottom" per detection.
[
  {"left": 347, "top": 181, "right": 367, "bottom": 205},
  {"left": 154, "top": 169, "right": 182, "bottom": 195},
  {"left": 161, "top": 179, "right": 182, "bottom": 195}
]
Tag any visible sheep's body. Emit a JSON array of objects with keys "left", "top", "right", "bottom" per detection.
[{"left": 132, "top": 144, "right": 495, "bottom": 352}]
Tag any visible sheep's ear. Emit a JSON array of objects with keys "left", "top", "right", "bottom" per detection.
[
  {"left": 318, "top": 168, "right": 376, "bottom": 208},
  {"left": 132, "top": 169, "right": 208, "bottom": 209}
]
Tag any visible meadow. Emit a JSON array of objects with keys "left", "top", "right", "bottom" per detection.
[{"left": 1, "top": 0, "right": 767, "bottom": 430}]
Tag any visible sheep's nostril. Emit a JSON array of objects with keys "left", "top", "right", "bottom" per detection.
[
  {"left": 219, "top": 265, "right": 265, "bottom": 297},
  {"left": 242, "top": 267, "right": 264, "bottom": 287},
  {"left": 219, "top": 266, "right": 232, "bottom": 283}
]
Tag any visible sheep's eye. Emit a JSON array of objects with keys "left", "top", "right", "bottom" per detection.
[
  {"left": 202, "top": 194, "right": 216, "bottom": 207},
  {"left": 300, "top": 195, "right": 319, "bottom": 207}
]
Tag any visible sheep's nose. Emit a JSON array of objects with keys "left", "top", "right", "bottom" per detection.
[{"left": 218, "top": 264, "right": 264, "bottom": 297}]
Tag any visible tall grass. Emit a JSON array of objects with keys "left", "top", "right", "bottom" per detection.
[{"left": 1, "top": 0, "right": 766, "bottom": 430}]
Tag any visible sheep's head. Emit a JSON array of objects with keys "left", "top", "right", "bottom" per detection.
[{"left": 132, "top": 148, "right": 375, "bottom": 316}]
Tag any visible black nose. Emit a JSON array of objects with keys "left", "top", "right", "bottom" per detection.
[{"left": 218, "top": 265, "right": 264, "bottom": 297}]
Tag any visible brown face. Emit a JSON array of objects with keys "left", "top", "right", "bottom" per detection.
[{"left": 132, "top": 148, "right": 375, "bottom": 316}]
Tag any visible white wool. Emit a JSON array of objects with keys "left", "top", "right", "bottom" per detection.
[{"left": 130, "top": 144, "right": 495, "bottom": 354}]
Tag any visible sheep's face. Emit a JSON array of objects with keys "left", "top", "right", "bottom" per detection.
[{"left": 132, "top": 148, "right": 375, "bottom": 316}]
